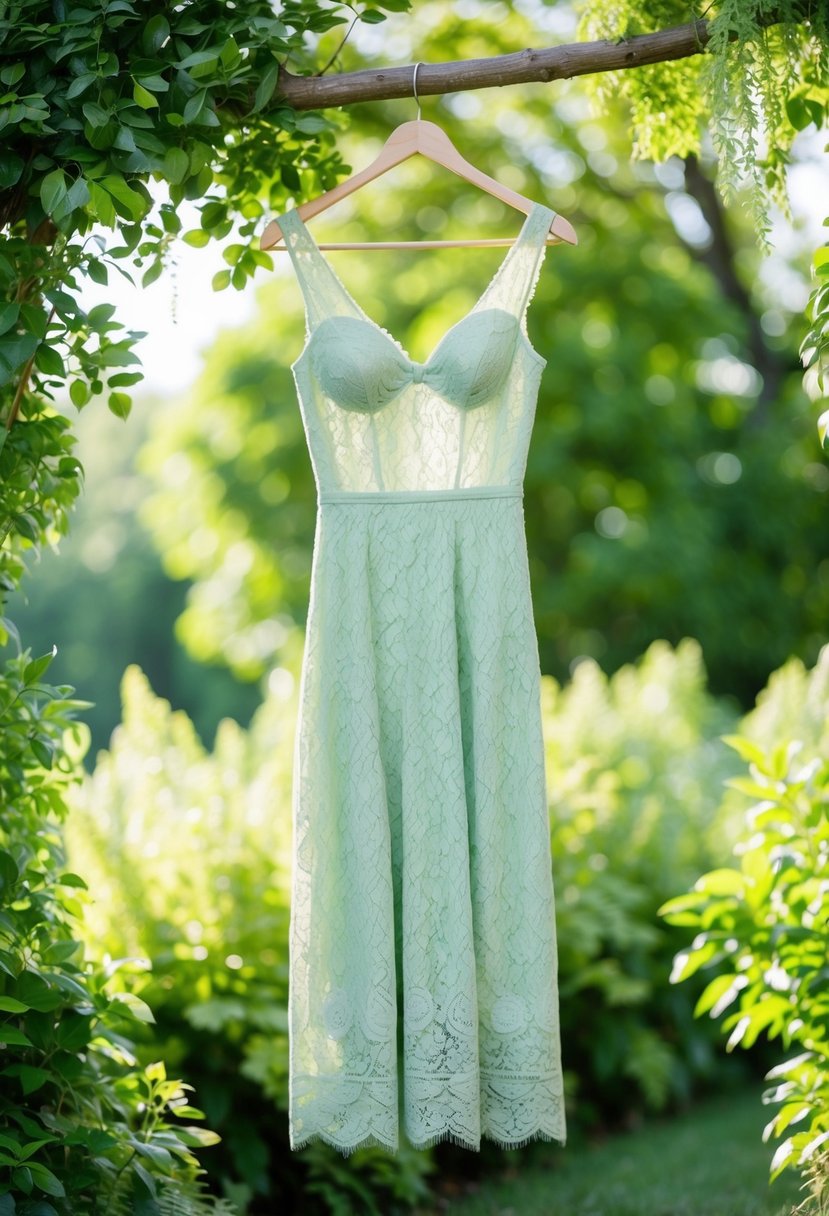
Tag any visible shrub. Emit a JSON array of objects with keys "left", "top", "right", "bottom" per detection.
[
  {"left": 0, "top": 645, "right": 234, "bottom": 1215},
  {"left": 541, "top": 637, "right": 748, "bottom": 1121},
  {"left": 64, "top": 662, "right": 434, "bottom": 1214},
  {"left": 658, "top": 644, "right": 829, "bottom": 1212},
  {"left": 65, "top": 637, "right": 756, "bottom": 1211}
]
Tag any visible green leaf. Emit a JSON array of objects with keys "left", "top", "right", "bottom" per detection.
[
  {"left": 212, "top": 269, "right": 231, "bottom": 291},
  {"left": 108, "top": 391, "right": 132, "bottom": 419},
  {"left": 109, "top": 990, "right": 154, "bottom": 1021},
  {"left": 183, "top": 91, "right": 207, "bottom": 124},
  {"left": 177, "top": 50, "right": 219, "bottom": 71},
  {"left": 0, "top": 332, "right": 38, "bottom": 382},
  {"left": 182, "top": 229, "right": 209, "bottom": 248},
  {"left": 15, "top": 1066, "right": 51, "bottom": 1096},
  {"left": 23, "top": 649, "right": 56, "bottom": 685},
  {"left": 87, "top": 180, "right": 116, "bottom": 227},
  {"left": 108, "top": 372, "right": 142, "bottom": 387},
  {"left": 720, "top": 734, "right": 768, "bottom": 768},
  {"left": 132, "top": 81, "right": 158, "bottom": 109},
  {"left": 799, "top": 1129, "right": 829, "bottom": 1162},
  {"left": 19, "top": 304, "right": 48, "bottom": 339},
  {"left": 142, "top": 13, "right": 170, "bottom": 52},
  {"left": 280, "top": 161, "right": 300, "bottom": 191},
  {"left": 26, "top": 1163, "right": 65, "bottom": 1198},
  {"left": 69, "top": 379, "right": 89, "bottom": 407},
  {"left": 294, "top": 114, "right": 330, "bottom": 135},
  {"left": 0, "top": 1027, "right": 33, "bottom": 1047},
  {"left": 786, "top": 94, "right": 814, "bottom": 131},
  {"left": 222, "top": 243, "right": 245, "bottom": 265},
  {"left": 0, "top": 151, "right": 24, "bottom": 188},
  {"left": 0, "top": 996, "right": 29, "bottom": 1013},
  {"left": 163, "top": 147, "right": 189, "bottom": 185},
  {"left": 66, "top": 72, "right": 96, "bottom": 100},
  {"left": 769, "top": 1135, "right": 797, "bottom": 1182},
  {"left": 39, "top": 170, "right": 67, "bottom": 216},
  {"left": 12, "top": 513, "right": 39, "bottom": 542},
  {"left": 136, "top": 74, "right": 169, "bottom": 93},
  {"left": 220, "top": 35, "right": 241, "bottom": 69},
  {"left": 100, "top": 174, "right": 146, "bottom": 221},
  {"left": 57, "top": 873, "right": 88, "bottom": 889},
  {"left": 34, "top": 345, "right": 65, "bottom": 377},
  {"left": 160, "top": 206, "right": 181, "bottom": 234},
  {"left": 0, "top": 302, "right": 19, "bottom": 334},
  {"left": 12, "top": 1167, "right": 31, "bottom": 1194},
  {"left": 30, "top": 739, "right": 53, "bottom": 770},
  {"left": 172, "top": 1125, "right": 220, "bottom": 1147},
  {"left": 88, "top": 259, "right": 110, "bottom": 286},
  {"left": 726, "top": 776, "right": 780, "bottom": 801},
  {"left": 99, "top": 343, "right": 140, "bottom": 367},
  {"left": 734, "top": 996, "right": 790, "bottom": 1049},
  {"left": 0, "top": 850, "right": 18, "bottom": 888},
  {"left": 141, "top": 261, "right": 163, "bottom": 287},
  {"left": 0, "top": 63, "right": 25, "bottom": 86},
  {"left": 133, "top": 1161, "right": 157, "bottom": 1199},
  {"left": 253, "top": 61, "right": 279, "bottom": 113},
  {"left": 669, "top": 939, "right": 722, "bottom": 983},
  {"left": 360, "top": 8, "right": 388, "bottom": 22},
  {"left": 200, "top": 200, "right": 227, "bottom": 228},
  {"left": 59, "top": 176, "right": 91, "bottom": 217},
  {"left": 133, "top": 1141, "right": 173, "bottom": 1167},
  {"left": 81, "top": 101, "right": 110, "bottom": 129},
  {"left": 694, "top": 867, "right": 744, "bottom": 896}
]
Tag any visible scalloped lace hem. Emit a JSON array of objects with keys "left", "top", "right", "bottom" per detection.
[
  {"left": 290, "top": 1122, "right": 567, "bottom": 1157},
  {"left": 412, "top": 1122, "right": 567, "bottom": 1153},
  {"left": 290, "top": 1127, "right": 399, "bottom": 1156}
]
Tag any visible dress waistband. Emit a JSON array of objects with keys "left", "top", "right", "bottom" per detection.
[{"left": 319, "top": 485, "right": 524, "bottom": 505}]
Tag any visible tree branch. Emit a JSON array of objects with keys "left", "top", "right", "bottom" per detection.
[{"left": 274, "top": 19, "right": 715, "bottom": 110}]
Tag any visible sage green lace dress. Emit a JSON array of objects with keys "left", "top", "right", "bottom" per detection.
[{"left": 280, "top": 201, "right": 566, "bottom": 1155}]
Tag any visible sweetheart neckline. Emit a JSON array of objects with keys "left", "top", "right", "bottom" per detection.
[
  {"left": 286, "top": 201, "right": 547, "bottom": 369},
  {"left": 304, "top": 307, "right": 547, "bottom": 374}
]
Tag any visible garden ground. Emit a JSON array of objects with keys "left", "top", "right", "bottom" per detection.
[{"left": 417, "top": 1082, "right": 805, "bottom": 1216}]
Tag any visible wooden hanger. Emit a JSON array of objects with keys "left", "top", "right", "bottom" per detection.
[{"left": 260, "top": 62, "right": 578, "bottom": 253}]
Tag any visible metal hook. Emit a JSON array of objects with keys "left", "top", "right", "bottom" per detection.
[{"left": 412, "top": 61, "right": 422, "bottom": 121}]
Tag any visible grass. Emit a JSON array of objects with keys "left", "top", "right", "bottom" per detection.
[{"left": 417, "top": 1084, "right": 809, "bottom": 1216}]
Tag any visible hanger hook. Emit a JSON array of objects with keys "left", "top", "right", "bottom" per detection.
[{"left": 412, "top": 61, "right": 422, "bottom": 122}]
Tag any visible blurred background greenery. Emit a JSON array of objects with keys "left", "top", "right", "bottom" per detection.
[
  {"left": 4, "top": 1, "right": 827, "bottom": 1212},
  {"left": 11, "top": 7, "right": 825, "bottom": 760}
]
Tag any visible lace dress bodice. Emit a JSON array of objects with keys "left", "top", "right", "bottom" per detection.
[{"left": 279, "top": 202, "right": 555, "bottom": 495}]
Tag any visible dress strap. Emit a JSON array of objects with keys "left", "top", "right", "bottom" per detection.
[
  {"left": 277, "top": 207, "right": 365, "bottom": 332},
  {"left": 472, "top": 202, "right": 557, "bottom": 325}
]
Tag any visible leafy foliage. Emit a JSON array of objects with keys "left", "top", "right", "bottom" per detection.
[
  {"left": 61, "top": 639, "right": 769, "bottom": 1210},
  {"left": 658, "top": 644, "right": 829, "bottom": 1206},
  {"left": 578, "top": 0, "right": 829, "bottom": 404},
  {"left": 0, "top": 645, "right": 232, "bottom": 1213},
  {"left": 577, "top": 1, "right": 828, "bottom": 244},
  {"left": 61, "top": 663, "right": 434, "bottom": 1213},
  {"left": 0, "top": 0, "right": 407, "bottom": 561},
  {"left": 540, "top": 638, "right": 747, "bottom": 1113},
  {"left": 136, "top": 80, "right": 827, "bottom": 702}
]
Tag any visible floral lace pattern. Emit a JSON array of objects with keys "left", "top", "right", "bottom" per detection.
[{"left": 281, "top": 202, "right": 567, "bottom": 1155}]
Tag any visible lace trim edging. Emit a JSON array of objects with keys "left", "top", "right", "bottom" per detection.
[
  {"left": 291, "top": 1128, "right": 399, "bottom": 1157},
  {"left": 290, "top": 1123, "right": 567, "bottom": 1158}
]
